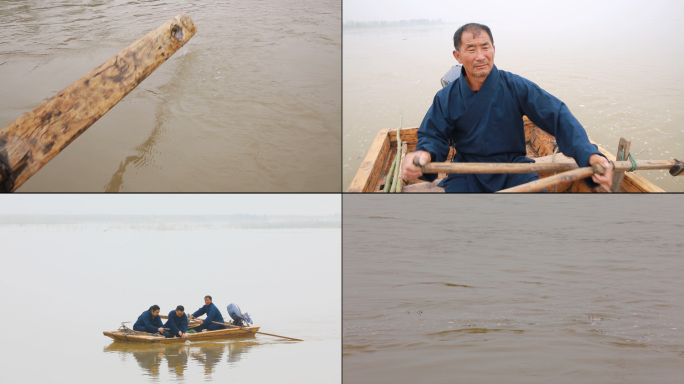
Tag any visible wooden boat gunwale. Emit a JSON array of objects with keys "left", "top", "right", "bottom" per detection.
[
  {"left": 103, "top": 325, "right": 261, "bottom": 344},
  {"left": 347, "top": 117, "right": 665, "bottom": 193}
]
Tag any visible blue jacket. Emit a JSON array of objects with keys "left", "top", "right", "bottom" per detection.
[
  {"left": 133, "top": 310, "right": 163, "bottom": 333},
  {"left": 163, "top": 310, "right": 188, "bottom": 335},
  {"left": 416, "top": 65, "right": 603, "bottom": 192},
  {"left": 192, "top": 303, "right": 224, "bottom": 325}
]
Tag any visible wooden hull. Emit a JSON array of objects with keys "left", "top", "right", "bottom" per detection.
[
  {"left": 348, "top": 117, "right": 664, "bottom": 193},
  {"left": 103, "top": 326, "right": 260, "bottom": 344}
]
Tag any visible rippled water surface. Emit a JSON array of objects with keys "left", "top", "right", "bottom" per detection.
[
  {"left": 0, "top": 222, "right": 341, "bottom": 383},
  {"left": 0, "top": 0, "right": 341, "bottom": 191},
  {"left": 343, "top": 21, "right": 684, "bottom": 191},
  {"left": 343, "top": 195, "right": 684, "bottom": 383}
]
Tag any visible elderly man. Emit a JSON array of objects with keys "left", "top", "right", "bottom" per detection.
[
  {"left": 189, "top": 295, "right": 227, "bottom": 331},
  {"left": 402, "top": 23, "right": 613, "bottom": 192}
]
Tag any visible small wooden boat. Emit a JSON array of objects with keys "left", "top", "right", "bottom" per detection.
[
  {"left": 348, "top": 117, "right": 665, "bottom": 193},
  {"left": 103, "top": 325, "right": 260, "bottom": 344}
]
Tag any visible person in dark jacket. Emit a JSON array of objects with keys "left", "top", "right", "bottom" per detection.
[
  {"left": 133, "top": 305, "right": 168, "bottom": 335},
  {"left": 164, "top": 305, "right": 189, "bottom": 338},
  {"left": 402, "top": 23, "right": 613, "bottom": 192},
  {"left": 189, "top": 296, "right": 226, "bottom": 331}
]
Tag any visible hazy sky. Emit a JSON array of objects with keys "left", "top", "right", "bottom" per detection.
[
  {"left": 0, "top": 195, "right": 340, "bottom": 215},
  {"left": 344, "top": 0, "right": 684, "bottom": 23}
]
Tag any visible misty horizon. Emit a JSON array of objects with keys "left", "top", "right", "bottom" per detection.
[{"left": 344, "top": 0, "right": 684, "bottom": 24}]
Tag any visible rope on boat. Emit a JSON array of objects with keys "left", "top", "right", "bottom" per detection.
[{"left": 618, "top": 149, "right": 638, "bottom": 172}]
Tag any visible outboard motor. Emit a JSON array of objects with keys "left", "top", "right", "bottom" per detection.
[
  {"left": 440, "top": 64, "right": 462, "bottom": 87},
  {"left": 227, "top": 303, "right": 252, "bottom": 326}
]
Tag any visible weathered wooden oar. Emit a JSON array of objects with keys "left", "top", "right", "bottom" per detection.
[
  {"left": 413, "top": 157, "right": 684, "bottom": 175},
  {"left": 212, "top": 321, "right": 303, "bottom": 341},
  {"left": 498, "top": 166, "right": 603, "bottom": 193},
  {"left": 0, "top": 13, "right": 197, "bottom": 192}
]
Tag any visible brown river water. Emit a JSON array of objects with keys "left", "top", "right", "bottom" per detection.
[
  {"left": 0, "top": 0, "right": 341, "bottom": 192},
  {"left": 344, "top": 195, "right": 684, "bottom": 383},
  {"left": 343, "top": 21, "right": 684, "bottom": 191}
]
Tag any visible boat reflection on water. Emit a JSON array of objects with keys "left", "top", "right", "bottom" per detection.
[{"left": 104, "top": 338, "right": 261, "bottom": 377}]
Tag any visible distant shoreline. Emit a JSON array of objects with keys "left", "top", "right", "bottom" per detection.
[
  {"left": 0, "top": 214, "right": 341, "bottom": 229},
  {"left": 344, "top": 19, "right": 445, "bottom": 29}
]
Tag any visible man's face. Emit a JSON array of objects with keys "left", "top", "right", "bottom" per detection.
[
  {"left": 151, "top": 309, "right": 160, "bottom": 316},
  {"left": 453, "top": 30, "right": 495, "bottom": 79},
  {"left": 204, "top": 297, "right": 212, "bottom": 306},
  {"left": 176, "top": 310, "right": 184, "bottom": 317}
]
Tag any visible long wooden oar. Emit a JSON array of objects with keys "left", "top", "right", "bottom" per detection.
[
  {"left": 413, "top": 156, "right": 684, "bottom": 175},
  {"left": 0, "top": 13, "right": 197, "bottom": 192},
  {"left": 212, "top": 321, "right": 303, "bottom": 341},
  {"left": 498, "top": 167, "right": 599, "bottom": 193}
]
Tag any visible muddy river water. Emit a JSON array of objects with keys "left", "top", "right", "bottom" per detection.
[
  {"left": 344, "top": 195, "right": 684, "bottom": 383},
  {"left": 0, "top": 0, "right": 341, "bottom": 191}
]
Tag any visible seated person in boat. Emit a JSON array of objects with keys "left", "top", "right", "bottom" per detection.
[
  {"left": 189, "top": 295, "right": 226, "bottom": 331},
  {"left": 164, "top": 305, "right": 189, "bottom": 338},
  {"left": 402, "top": 23, "right": 613, "bottom": 192},
  {"left": 133, "top": 305, "right": 169, "bottom": 336}
]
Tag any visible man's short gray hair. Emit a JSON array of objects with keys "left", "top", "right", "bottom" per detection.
[{"left": 453, "top": 23, "right": 494, "bottom": 51}]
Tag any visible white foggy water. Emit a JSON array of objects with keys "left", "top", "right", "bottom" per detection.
[{"left": 0, "top": 221, "right": 341, "bottom": 383}]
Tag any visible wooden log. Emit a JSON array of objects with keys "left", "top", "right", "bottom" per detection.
[
  {"left": 0, "top": 13, "right": 197, "bottom": 192},
  {"left": 611, "top": 137, "right": 631, "bottom": 192},
  {"left": 0, "top": 137, "right": 30, "bottom": 192},
  {"left": 498, "top": 167, "right": 598, "bottom": 193},
  {"left": 396, "top": 142, "right": 408, "bottom": 192}
]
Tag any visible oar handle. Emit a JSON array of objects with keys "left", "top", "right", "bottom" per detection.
[
  {"left": 412, "top": 156, "right": 427, "bottom": 173},
  {"left": 592, "top": 163, "right": 606, "bottom": 175}
]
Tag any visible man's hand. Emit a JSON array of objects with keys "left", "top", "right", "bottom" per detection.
[
  {"left": 189, "top": 314, "right": 194, "bottom": 319},
  {"left": 158, "top": 327, "right": 164, "bottom": 333},
  {"left": 198, "top": 319, "right": 204, "bottom": 325},
  {"left": 590, "top": 154, "right": 613, "bottom": 188},
  {"left": 402, "top": 151, "right": 431, "bottom": 182},
  {"left": 182, "top": 333, "right": 188, "bottom": 338}
]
